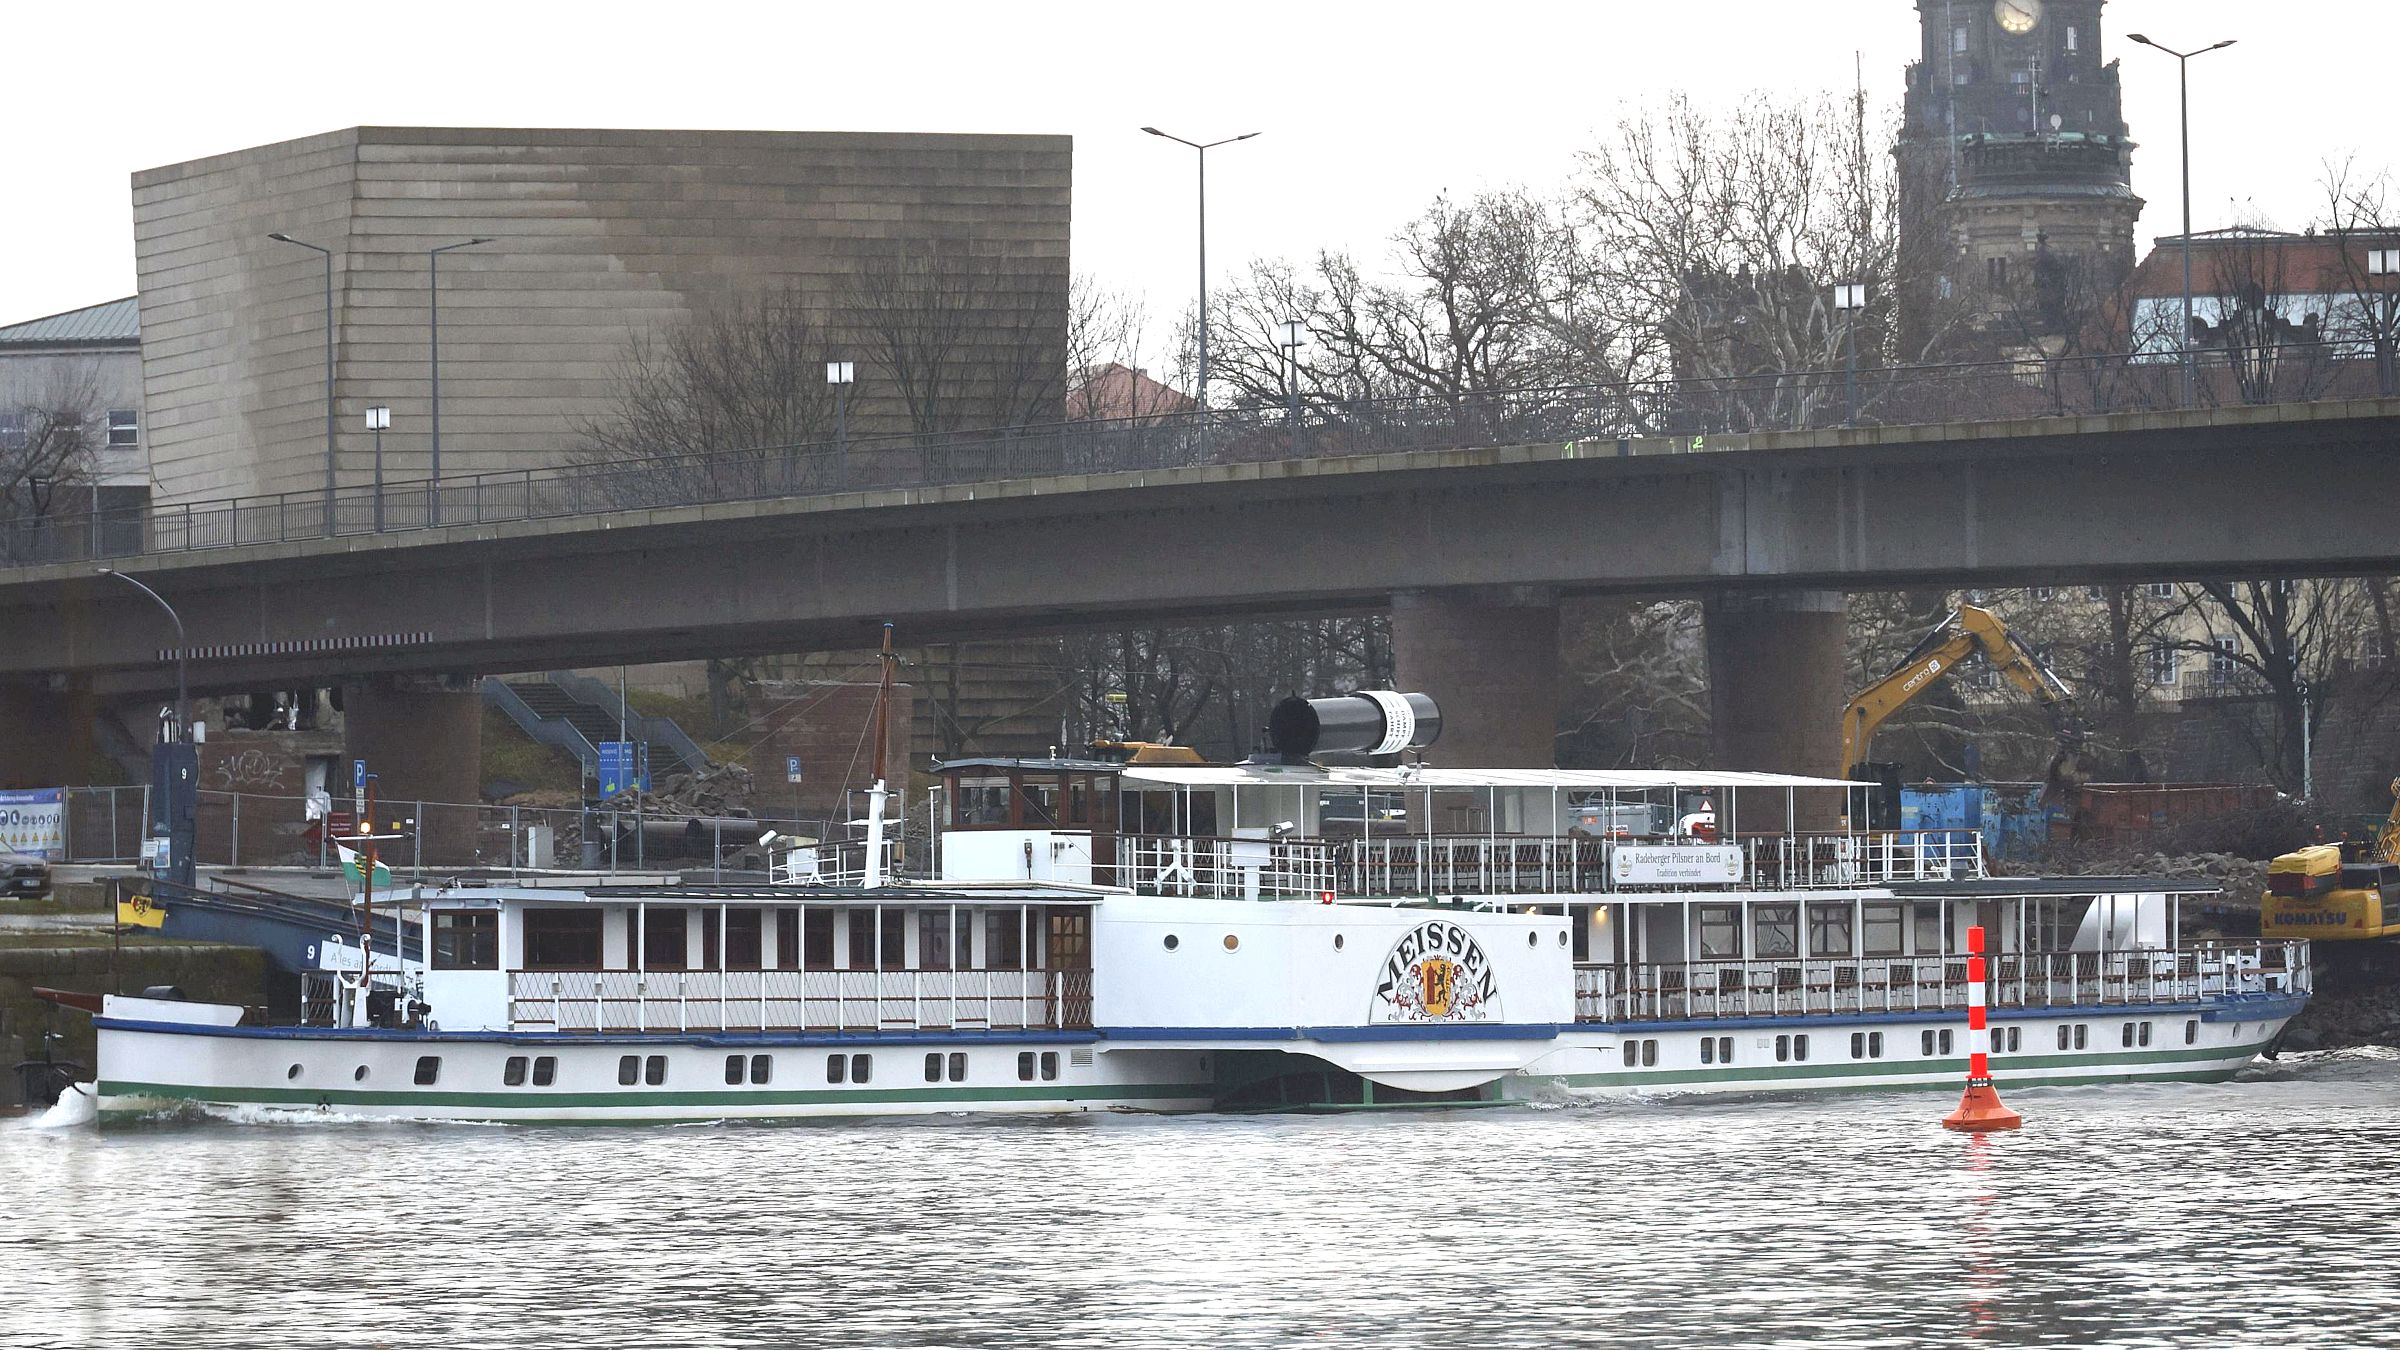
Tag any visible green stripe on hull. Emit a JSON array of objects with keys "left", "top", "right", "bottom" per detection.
[
  {"left": 1538, "top": 1040, "right": 2276, "bottom": 1092},
  {"left": 97, "top": 1078, "right": 1214, "bottom": 1115}
]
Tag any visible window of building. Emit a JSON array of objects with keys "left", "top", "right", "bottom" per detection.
[
  {"left": 847, "top": 907, "right": 875, "bottom": 969},
  {"left": 523, "top": 908, "right": 603, "bottom": 969},
  {"left": 1039, "top": 1052, "right": 1058, "bottom": 1081},
  {"left": 828, "top": 1054, "right": 848, "bottom": 1084},
  {"left": 2065, "top": 24, "right": 2079, "bottom": 53},
  {"left": 414, "top": 1056, "right": 441, "bottom": 1086},
  {"left": 620, "top": 1055, "right": 641, "bottom": 1086},
  {"left": 1988, "top": 255, "right": 2009, "bottom": 288},
  {"left": 533, "top": 1056, "right": 556, "bottom": 1087},
  {"left": 1752, "top": 906, "right": 1799, "bottom": 959},
  {"left": 1807, "top": 903, "right": 1854, "bottom": 958},
  {"left": 725, "top": 907, "right": 763, "bottom": 970},
  {"left": 1953, "top": 24, "right": 1969, "bottom": 53},
  {"left": 430, "top": 910, "right": 498, "bottom": 970},
  {"left": 851, "top": 1053, "right": 873, "bottom": 1084},
  {"left": 106, "top": 409, "right": 138, "bottom": 448},
  {"left": 2147, "top": 582, "right": 2177, "bottom": 599},
  {"left": 643, "top": 907, "right": 689, "bottom": 970},
  {"left": 2209, "top": 637, "right": 2239, "bottom": 687},
  {"left": 1862, "top": 904, "right": 1906, "bottom": 958},
  {"left": 1017, "top": 1051, "right": 1037, "bottom": 1082},
  {"left": 2146, "top": 647, "right": 2180, "bottom": 687},
  {"left": 504, "top": 1056, "right": 528, "bottom": 1087},
  {"left": 948, "top": 1052, "right": 966, "bottom": 1082},
  {"left": 2033, "top": 586, "right": 2057, "bottom": 601},
  {"left": 987, "top": 911, "right": 1025, "bottom": 969},
  {"left": 1696, "top": 906, "right": 1741, "bottom": 959},
  {"left": 728, "top": 1054, "right": 749, "bottom": 1086},
  {"left": 2084, "top": 586, "right": 2106, "bottom": 602},
  {"left": 644, "top": 1054, "right": 666, "bottom": 1086},
  {"left": 0, "top": 412, "right": 25, "bottom": 452},
  {"left": 749, "top": 1055, "right": 771, "bottom": 1085}
]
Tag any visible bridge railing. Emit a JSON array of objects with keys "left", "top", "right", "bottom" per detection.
[{"left": 4, "top": 340, "right": 2387, "bottom": 567}]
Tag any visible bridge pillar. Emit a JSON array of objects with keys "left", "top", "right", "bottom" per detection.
[
  {"left": 1704, "top": 591, "right": 1847, "bottom": 826},
  {"left": 1391, "top": 587, "right": 1559, "bottom": 768},
  {"left": 342, "top": 676, "right": 483, "bottom": 867},
  {"left": 0, "top": 680, "right": 95, "bottom": 790}
]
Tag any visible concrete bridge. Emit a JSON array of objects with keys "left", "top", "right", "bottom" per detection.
[{"left": 6, "top": 397, "right": 2396, "bottom": 799}]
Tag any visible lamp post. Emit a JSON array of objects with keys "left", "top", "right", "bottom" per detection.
[
  {"left": 826, "top": 360, "right": 855, "bottom": 487},
  {"left": 1276, "top": 318, "right": 1307, "bottom": 455},
  {"left": 427, "top": 237, "right": 492, "bottom": 524},
  {"left": 2126, "top": 34, "right": 2237, "bottom": 409},
  {"left": 97, "top": 568, "right": 186, "bottom": 741},
  {"left": 365, "top": 406, "right": 390, "bottom": 531},
  {"left": 267, "top": 233, "right": 339, "bottom": 533},
  {"left": 1140, "top": 126, "right": 1259, "bottom": 415},
  {"left": 1833, "top": 282, "right": 1867, "bottom": 426}
]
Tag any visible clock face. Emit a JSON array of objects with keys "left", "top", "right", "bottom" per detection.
[{"left": 1994, "top": 0, "right": 2043, "bottom": 34}]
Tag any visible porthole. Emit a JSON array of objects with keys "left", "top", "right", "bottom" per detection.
[
  {"left": 286, "top": 1064, "right": 303, "bottom": 1080},
  {"left": 1558, "top": 930, "right": 1569, "bottom": 946},
  {"left": 1222, "top": 934, "right": 1239, "bottom": 952},
  {"left": 1527, "top": 931, "right": 1538, "bottom": 947},
  {"left": 1333, "top": 934, "right": 1345, "bottom": 950},
  {"left": 353, "top": 1065, "right": 368, "bottom": 1082},
  {"left": 1163, "top": 934, "right": 1180, "bottom": 951}
]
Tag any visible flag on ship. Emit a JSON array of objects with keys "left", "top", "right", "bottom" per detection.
[{"left": 336, "top": 842, "right": 394, "bottom": 891}]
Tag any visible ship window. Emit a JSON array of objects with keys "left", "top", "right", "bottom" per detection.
[
  {"left": 803, "top": 909, "right": 834, "bottom": 970},
  {"left": 2186, "top": 1019, "right": 2199, "bottom": 1045},
  {"left": 1716, "top": 1037, "right": 1733, "bottom": 1064},
  {"left": 2122, "top": 1022, "right": 2135, "bottom": 1048},
  {"left": 504, "top": 1056, "right": 528, "bottom": 1087},
  {"left": 644, "top": 1054, "right": 666, "bottom": 1086},
  {"left": 1163, "top": 934, "right": 1180, "bottom": 952},
  {"left": 750, "top": 1055, "right": 771, "bottom": 1085},
  {"left": 1923, "top": 1029, "right": 1938, "bottom": 1057},
  {"left": 1702, "top": 1037, "right": 1716, "bottom": 1065},
  {"left": 725, "top": 908, "right": 763, "bottom": 970},
  {"left": 957, "top": 777, "right": 1011, "bottom": 826},
  {"left": 776, "top": 907, "right": 800, "bottom": 970},
  {"left": 924, "top": 1052, "right": 944, "bottom": 1083},
  {"left": 643, "top": 907, "right": 688, "bottom": 970},
  {"left": 1793, "top": 1034, "right": 1810, "bottom": 1062},
  {"left": 286, "top": 1064, "right": 302, "bottom": 1080},
  {"left": 619, "top": 1055, "right": 640, "bottom": 1086},
  {"left": 533, "top": 1056, "right": 556, "bottom": 1087},
  {"left": 2074, "top": 1024, "right": 2088, "bottom": 1050},
  {"left": 431, "top": 910, "right": 498, "bottom": 970},
  {"left": 1850, "top": 1032, "right": 1865, "bottom": 1060},
  {"left": 1018, "top": 1051, "right": 1037, "bottom": 1081},
  {"left": 354, "top": 1065, "right": 368, "bottom": 1082},
  {"left": 1040, "top": 1052, "right": 1058, "bottom": 1081},
  {"left": 1752, "top": 905, "right": 1799, "bottom": 959},
  {"left": 2056, "top": 1025, "right": 2070, "bottom": 1050},
  {"left": 1696, "top": 906, "right": 1740, "bottom": 958},
  {"left": 1869, "top": 1032, "right": 1883, "bottom": 1058},
  {"left": 1642, "top": 1040, "right": 1658, "bottom": 1068},
  {"left": 2005, "top": 1027, "right": 2020, "bottom": 1052},
  {"left": 1938, "top": 1030, "right": 1953, "bottom": 1056},
  {"left": 728, "top": 1054, "right": 748, "bottom": 1086},
  {"left": 2138, "top": 1021, "right": 2153, "bottom": 1047},
  {"left": 880, "top": 910, "right": 906, "bottom": 969},
  {"left": 920, "top": 910, "right": 955, "bottom": 970},
  {"left": 1776, "top": 1035, "right": 1790, "bottom": 1063},
  {"left": 948, "top": 1052, "right": 967, "bottom": 1082},
  {"left": 523, "top": 907, "right": 603, "bottom": 970},
  {"left": 851, "top": 1054, "right": 872, "bottom": 1084},
  {"left": 986, "top": 912, "right": 1025, "bottom": 969},
  {"left": 828, "top": 1054, "right": 848, "bottom": 1084},
  {"left": 1913, "top": 904, "right": 1944, "bottom": 955},
  {"left": 414, "top": 1056, "right": 441, "bottom": 1086},
  {"left": 1862, "top": 904, "right": 1905, "bottom": 957},
  {"left": 1807, "top": 905, "right": 1854, "bottom": 957}
]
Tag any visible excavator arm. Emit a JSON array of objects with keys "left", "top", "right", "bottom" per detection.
[{"left": 1839, "top": 604, "right": 2089, "bottom": 785}]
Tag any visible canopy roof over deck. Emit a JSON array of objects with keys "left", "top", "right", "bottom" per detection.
[
  {"left": 1115, "top": 766, "right": 1855, "bottom": 791},
  {"left": 1887, "top": 877, "right": 2225, "bottom": 898}
]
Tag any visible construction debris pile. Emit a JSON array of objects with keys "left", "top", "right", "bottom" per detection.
[{"left": 610, "top": 762, "right": 759, "bottom": 818}]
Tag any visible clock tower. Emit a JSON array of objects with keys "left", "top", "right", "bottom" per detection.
[{"left": 1903, "top": 0, "right": 2143, "bottom": 331}]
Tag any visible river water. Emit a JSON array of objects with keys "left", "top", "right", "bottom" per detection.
[{"left": 4, "top": 1051, "right": 2398, "bottom": 1350}]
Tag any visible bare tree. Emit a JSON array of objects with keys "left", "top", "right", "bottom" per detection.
[
  {"left": 2319, "top": 159, "right": 2400, "bottom": 396},
  {"left": 843, "top": 243, "right": 1069, "bottom": 438},
  {"left": 1556, "top": 599, "right": 1709, "bottom": 769},
  {"left": 2165, "top": 579, "right": 2377, "bottom": 790},
  {"left": 0, "top": 366, "right": 101, "bottom": 562}
]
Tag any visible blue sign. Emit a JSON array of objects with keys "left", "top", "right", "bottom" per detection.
[
  {"left": 786, "top": 755, "right": 804, "bottom": 784},
  {"left": 353, "top": 759, "right": 366, "bottom": 790},
  {"left": 0, "top": 787, "right": 65, "bottom": 861},
  {"left": 597, "top": 741, "right": 649, "bottom": 797}
]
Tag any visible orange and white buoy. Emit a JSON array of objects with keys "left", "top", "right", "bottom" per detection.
[{"left": 1941, "top": 924, "right": 2023, "bottom": 1133}]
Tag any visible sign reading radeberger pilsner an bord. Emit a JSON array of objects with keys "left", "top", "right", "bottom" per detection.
[{"left": 1610, "top": 844, "right": 1743, "bottom": 886}]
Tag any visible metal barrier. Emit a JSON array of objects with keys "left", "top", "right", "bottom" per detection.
[
  {"left": 1576, "top": 940, "right": 2311, "bottom": 1022},
  {"left": 504, "top": 967, "right": 1092, "bottom": 1033}
]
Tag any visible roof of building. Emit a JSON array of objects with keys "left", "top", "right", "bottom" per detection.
[
  {"left": 1066, "top": 363, "right": 1198, "bottom": 422},
  {"left": 0, "top": 297, "right": 140, "bottom": 348}
]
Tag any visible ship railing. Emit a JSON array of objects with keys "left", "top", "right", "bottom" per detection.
[
  {"left": 504, "top": 967, "right": 1094, "bottom": 1034},
  {"left": 1117, "top": 828, "right": 1981, "bottom": 899},
  {"left": 1574, "top": 939, "right": 2310, "bottom": 1022},
  {"left": 297, "top": 970, "right": 420, "bottom": 1027}
]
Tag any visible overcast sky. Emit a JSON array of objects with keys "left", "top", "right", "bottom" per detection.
[{"left": 3, "top": 0, "right": 2383, "bottom": 359}]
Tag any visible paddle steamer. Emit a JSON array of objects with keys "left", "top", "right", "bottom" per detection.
[{"left": 87, "top": 688, "right": 2308, "bottom": 1122}]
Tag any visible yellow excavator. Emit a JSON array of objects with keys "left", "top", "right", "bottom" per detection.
[
  {"left": 1840, "top": 604, "right": 2089, "bottom": 826},
  {"left": 2263, "top": 780, "right": 2400, "bottom": 940}
]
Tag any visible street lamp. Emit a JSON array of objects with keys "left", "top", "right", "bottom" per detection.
[
  {"left": 2126, "top": 34, "right": 2237, "bottom": 409},
  {"left": 365, "top": 406, "right": 391, "bottom": 531},
  {"left": 1833, "top": 282, "right": 1868, "bottom": 426},
  {"left": 427, "top": 237, "right": 492, "bottom": 524},
  {"left": 267, "top": 232, "right": 339, "bottom": 533},
  {"left": 96, "top": 567, "right": 186, "bottom": 742},
  {"left": 1275, "top": 318, "right": 1307, "bottom": 454},
  {"left": 826, "top": 360, "right": 855, "bottom": 487},
  {"left": 1140, "top": 126, "right": 1260, "bottom": 415}
]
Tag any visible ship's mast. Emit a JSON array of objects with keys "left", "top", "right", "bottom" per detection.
[{"left": 863, "top": 622, "right": 896, "bottom": 888}]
